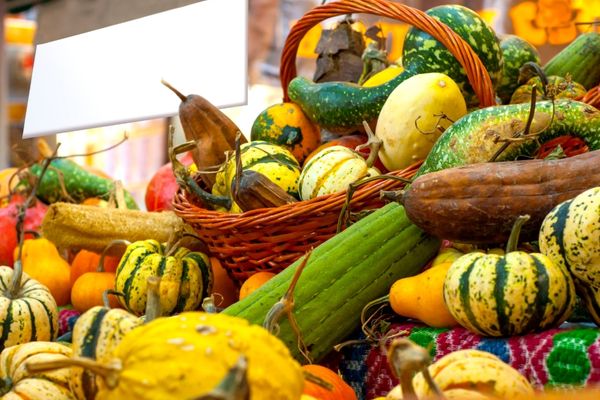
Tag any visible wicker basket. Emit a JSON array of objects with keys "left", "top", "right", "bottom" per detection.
[{"left": 172, "top": 0, "right": 496, "bottom": 285}]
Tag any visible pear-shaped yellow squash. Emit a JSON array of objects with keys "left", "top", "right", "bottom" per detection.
[
  {"left": 92, "top": 312, "right": 305, "bottom": 400},
  {"left": 389, "top": 252, "right": 459, "bottom": 328}
]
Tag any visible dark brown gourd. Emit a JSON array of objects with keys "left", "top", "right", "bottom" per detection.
[
  {"left": 400, "top": 150, "right": 600, "bottom": 244},
  {"left": 161, "top": 80, "right": 246, "bottom": 187}
]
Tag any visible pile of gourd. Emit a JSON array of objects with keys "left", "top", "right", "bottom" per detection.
[{"left": 1, "top": 1, "right": 600, "bottom": 400}]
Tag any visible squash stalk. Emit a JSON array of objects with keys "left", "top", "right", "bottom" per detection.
[
  {"left": 25, "top": 357, "right": 122, "bottom": 389},
  {"left": 192, "top": 355, "right": 250, "bottom": 400},
  {"left": 506, "top": 215, "right": 530, "bottom": 253},
  {"left": 168, "top": 126, "right": 232, "bottom": 210},
  {"left": 356, "top": 121, "right": 382, "bottom": 168},
  {"left": 144, "top": 276, "right": 162, "bottom": 322}
]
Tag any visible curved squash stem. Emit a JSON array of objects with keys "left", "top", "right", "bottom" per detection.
[
  {"left": 380, "top": 189, "right": 404, "bottom": 203},
  {"left": 46, "top": 165, "right": 77, "bottom": 203},
  {"left": 518, "top": 62, "right": 549, "bottom": 89},
  {"left": 161, "top": 79, "right": 188, "bottom": 102},
  {"left": 144, "top": 276, "right": 162, "bottom": 322},
  {"left": 102, "top": 289, "right": 125, "bottom": 309},
  {"left": 386, "top": 339, "right": 445, "bottom": 400},
  {"left": 9, "top": 144, "right": 59, "bottom": 298},
  {"left": 192, "top": 355, "right": 250, "bottom": 400},
  {"left": 356, "top": 121, "right": 382, "bottom": 168},
  {"left": 263, "top": 251, "right": 313, "bottom": 364},
  {"left": 231, "top": 132, "right": 244, "bottom": 203},
  {"left": 97, "top": 239, "right": 131, "bottom": 273},
  {"left": 25, "top": 357, "right": 121, "bottom": 389},
  {"left": 336, "top": 174, "right": 413, "bottom": 233},
  {"left": 506, "top": 215, "right": 530, "bottom": 253},
  {"left": 202, "top": 293, "right": 223, "bottom": 313},
  {"left": 168, "top": 125, "right": 231, "bottom": 210},
  {"left": 414, "top": 113, "right": 454, "bottom": 136},
  {"left": 361, "top": 295, "right": 389, "bottom": 339}
]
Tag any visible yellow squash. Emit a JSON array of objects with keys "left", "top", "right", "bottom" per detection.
[{"left": 375, "top": 73, "right": 467, "bottom": 171}]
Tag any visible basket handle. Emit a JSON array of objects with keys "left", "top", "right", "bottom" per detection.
[{"left": 279, "top": 0, "right": 496, "bottom": 107}]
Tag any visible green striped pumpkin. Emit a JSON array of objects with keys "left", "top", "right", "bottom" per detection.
[
  {"left": 0, "top": 265, "right": 58, "bottom": 350},
  {"left": 212, "top": 141, "right": 301, "bottom": 213},
  {"left": 115, "top": 240, "right": 213, "bottom": 316},
  {"left": 69, "top": 306, "right": 141, "bottom": 400},
  {"left": 443, "top": 251, "right": 575, "bottom": 337},
  {"left": 298, "top": 146, "right": 378, "bottom": 200},
  {"left": 539, "top": 187, "right": 600, "bottom": 288}
]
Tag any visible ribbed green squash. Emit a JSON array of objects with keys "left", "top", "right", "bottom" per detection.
[
  {"left": 288, "top": 4, "right": 502, "bottom": 133},
  {"left": 443, "top": 251, "right": 575, "bottom": 337},
  {"left": 539, "top": 187, "right": 600, "bottom": 290},
  {"left": 213, "top": 141, "right": 301, "bottom": 213},
  {"left": 497, "top": 34, "right": 541, "bottom": 104},
  {"left": 544, "top": 32, "right": 600, "bottom": 90},
  {"left": 70, "top": 306, "right": 141, "bottom": 400},
  {"left": 115, "top": 240, "right": 212, "bottom": 316},
  {"left": 223, "top": 202, "right": 440, "bottom": 362}
]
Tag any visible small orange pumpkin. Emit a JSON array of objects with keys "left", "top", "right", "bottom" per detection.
[
  {"left": 302, "top": 365, "right": 357, "bottom": 400},
  {"left": 14, "top": 236, "right": 71, "bottom": 306},
  {"left": 239, "top": 271, "right": 276, "bottom": 300},
  {"left": 70, "top": 249, "right": 120, "bottom": 286}
]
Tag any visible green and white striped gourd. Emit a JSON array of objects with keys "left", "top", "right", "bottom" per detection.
[
  {"left": 213, "top": 141, "right": 301, "bottom": 212},
  {"left": 443, "top": 216, "right": 576, "bottom": 337},
  {"left": 298, "top": 146, "right": 378, "bottom": 200}
]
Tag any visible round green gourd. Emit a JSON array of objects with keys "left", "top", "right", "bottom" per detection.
[
  {"left": 402, "top": 5, "right": 502, "bottom": 107},
  {"left": 497, "top": 34, "right": 541, "bottom": 104}
]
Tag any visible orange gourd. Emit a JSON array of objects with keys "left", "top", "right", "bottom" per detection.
[
  {"left": 15, "top": 237, "right": 71, "bottom": 306},
  {"left": 210, "top": 257, "right": 238, "bottom": 308},
  {"left": 71, "top": 271, "right": 120, "bottom": 312},
  {"left": 302, "top": 365, "right": 357, "bottom": 400},
  {"left": 70, "top": 249, "right": 120, "bottom": 286},
  {"left": 239, "top": 271, "right": 276, "bottom": 300}
]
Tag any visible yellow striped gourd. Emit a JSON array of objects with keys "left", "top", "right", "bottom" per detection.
[
  {"left": 115, "top": 240, "right": 212, "bottom": 316},
  {"left": 298, "top": 145, "right": 379, "bottom": 200},
  {"left": 0, "top": 341, "right": 75, "bottom": 399},
  {"left": 213, "top": 141, "right": 301, "bottom": 213}
]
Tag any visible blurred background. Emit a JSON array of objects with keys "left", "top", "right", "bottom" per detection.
[{"left": 1, "top": 0, "right": 598, "bottom": 208}]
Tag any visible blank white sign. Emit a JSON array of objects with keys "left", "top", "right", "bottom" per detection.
[{"left": 23, "top": 0, "right": 248, "bottom": 138}]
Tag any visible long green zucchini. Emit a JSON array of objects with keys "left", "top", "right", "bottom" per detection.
[
  {"left": 223, "top": 202, "right": 440, "bottom": 362},
  {"left": 417, "top": 99, "right": 600, "bottom": 177}
]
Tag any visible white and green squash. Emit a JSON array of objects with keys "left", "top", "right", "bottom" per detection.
[{"left": 444, "top": 216, "right": 576, "bottom": 337}]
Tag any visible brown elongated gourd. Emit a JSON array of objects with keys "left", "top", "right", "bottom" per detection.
[
  {"left": 161, "top": 80, "right": 246, "bottom": 187},
  {"left": 400, "top": 150, "right": 600, "bottom": 244}
]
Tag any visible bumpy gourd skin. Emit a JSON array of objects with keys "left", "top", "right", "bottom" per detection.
[
  {"left": 95, "top": 312, "right": 304, "bottom": 400},
  {"left": 417, "top": 99, "right": 600, "bottom": 177},
  {"left": 497, "top": 34, "right": 541, "bottom": 104}
]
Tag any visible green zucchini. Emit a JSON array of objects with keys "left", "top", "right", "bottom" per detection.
[
  {"left": 544, "top": 32, "right": 600, "bottom": 90},
  {"left": 30, "top": 158, "right": 138, "bottom": 209},
  {"left": 417, "top": 99, "right": 600, "bottom": 177},
  {"left": 288, "top": 4, "right": 502, "bottom": 133},
  {"left": 223, "top": 202, "right": 440, "bottom": 362},
  {"left": 497, "top": 34, "right": 541, "bottom": 104}
]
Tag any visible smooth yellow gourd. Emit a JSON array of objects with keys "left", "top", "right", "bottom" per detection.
[
  {"left": 362, "top": 65, "right": 404, "bottom": 87},
  {"left": 389, "top": 260, "right": 459, "bottom": 329},
  {"left": 375, "top": 73, "right": 467, "bottom": 171}
]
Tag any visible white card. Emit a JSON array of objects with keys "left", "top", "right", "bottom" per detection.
[{"left": 23, "top": 0, "right": 248, "bottom": 138}]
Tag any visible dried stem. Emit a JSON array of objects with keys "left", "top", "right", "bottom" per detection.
[
  {"left": 192, "top": 355, "right": 250, "bottom": 400},
  {"left": 102, "top": 290, "right": 125, "bottom": 309},
  {"left": 10, "top": 143, "right": 59, "bottom": 298},
  {"left": 26, "top": 357, "right": 121, "bottom": 389},
  {"left": 506, "top": 215, "right": 530, "bottom": 253},
  {"left": 414, "top": 113, "right": 454, "bottom": 136},
  {"left": 356, "top": 121, "right": 382, "bottom": 168},
  {"left": 263, "top": 251, "right": 313, "bottom": 364},
  {"left": 144, "top": 276, "right": 162, "bottom": 322},
  {"left": 97, "top": 240, "right": 131, "bottom": 272}
]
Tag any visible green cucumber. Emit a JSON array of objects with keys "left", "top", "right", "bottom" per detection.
[
  {"left": 30, "top": 158, "right": 138, "bottom": 209},
  {"left": 223, "top": 202, "right": 440, "bottom": 362},
  {"left": 497, "top": 34, "right": 541, "bottom": 104},
  {"left": 288, "top": 5, "right": 502, "bottom": 133},
  {"left": 416, "top": 99, "right": 600, "bottom": 177},
  {"left": 544, "top": 32, "right": 600, "bottom": 90}
]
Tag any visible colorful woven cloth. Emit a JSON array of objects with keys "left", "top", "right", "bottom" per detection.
[
  {"left": 339, "top": 322, "right": 600, "bottom": 400},
  {"left": 58, "top": 308, "right": 81, "bottom": 337}
]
